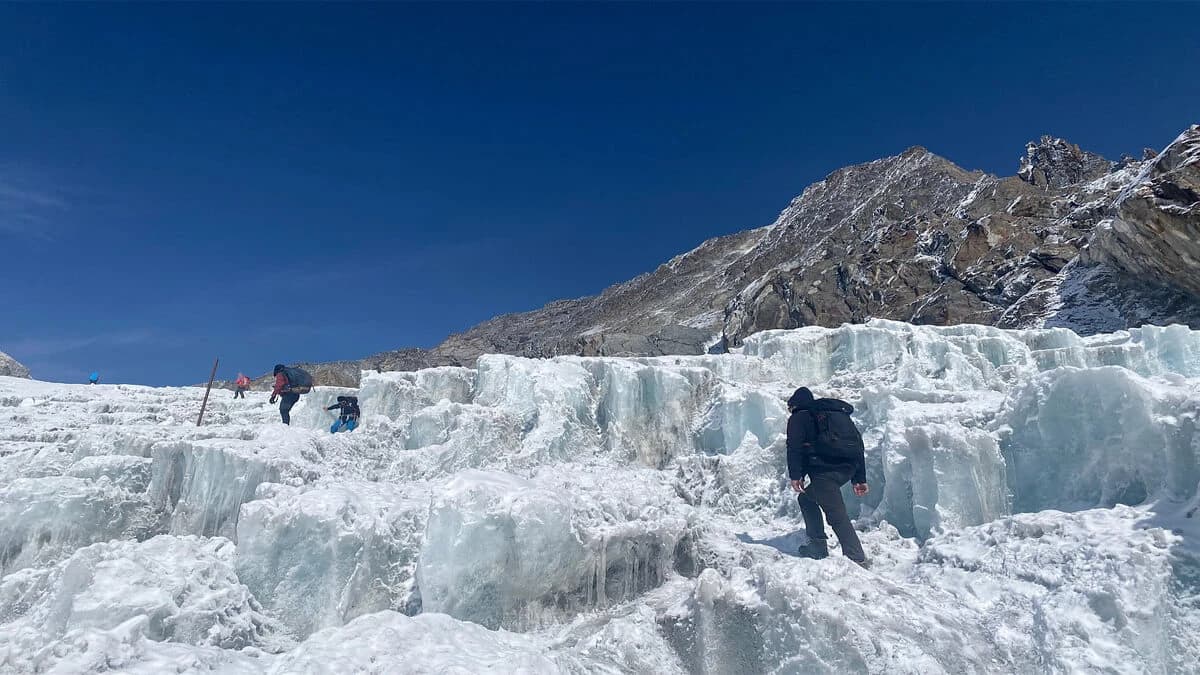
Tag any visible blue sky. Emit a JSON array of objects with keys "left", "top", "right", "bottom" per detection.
[{"left": 1, "top": 2, "right": 1197, "bottom": 385}]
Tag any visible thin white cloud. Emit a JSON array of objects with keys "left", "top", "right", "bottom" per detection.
[
  {"left": 0, "top": 183, "right": 66, "bottom": 209},
  {"left": 3, "top": 330, "right": 158, "bottom": 359},
  {"left": 0, "top": 169, "right": 69, "bottom": 238}
]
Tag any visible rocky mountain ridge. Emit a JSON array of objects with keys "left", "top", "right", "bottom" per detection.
[
  {"left": 0, "top": 351, "right": 31, "bottom": 379},
  {"left": 279, "top": 124, "right": 1200, "bottom": 387}
]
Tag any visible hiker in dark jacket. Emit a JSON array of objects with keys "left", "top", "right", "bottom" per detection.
[
  {"left": 326, "top": 395, "right": 360, "bottom": 433},
  {"left": 268, "top": 364, "right": 311, "bottom": 425},
  {"left": 786, "top": 387, "right": 870, "bottom": 567}
]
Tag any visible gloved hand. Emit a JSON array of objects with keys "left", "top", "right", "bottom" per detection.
[{"left": 269, "top": 395, "right": 277, "bottom": 404}]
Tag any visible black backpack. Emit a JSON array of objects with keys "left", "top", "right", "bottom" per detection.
[
  {"left": 810, "top": 404, "right": 864, "bottom": 461},
  {"left": 283, "top": 367, "right": 314, "bottom": 393}
]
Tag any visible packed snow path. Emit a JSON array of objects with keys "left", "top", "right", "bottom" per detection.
[{"left": 2, "top": 319, "right": 1199, "bottom": 674}]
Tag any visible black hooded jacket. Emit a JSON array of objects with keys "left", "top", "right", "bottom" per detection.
[
  {"left": 326, "top": 397, "right": 361, "bottom": 419},
  {"left": 786, "top": 393, "right": 867, "bottom": 484}
]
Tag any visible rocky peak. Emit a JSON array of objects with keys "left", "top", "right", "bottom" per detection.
[
  {"left": 292, "top": 126, "right": 1199, "bottom": 385},
  {"left": 1018, "top": 136, "right": 1114, "bottom": 189},
  {"left": 0, "top": 351, "right": 31, "bottom": 379}
]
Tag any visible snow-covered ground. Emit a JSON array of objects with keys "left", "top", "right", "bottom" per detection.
[{"left": 2, "top": 319, "right": 1199, "bottom": 674}]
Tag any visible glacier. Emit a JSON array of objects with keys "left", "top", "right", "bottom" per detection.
[{"left": 1, "top": 319, "right": 1199, "bottom": 673}]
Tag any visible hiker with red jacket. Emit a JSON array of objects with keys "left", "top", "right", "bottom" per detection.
[
  {"left": 233, "top": 373, "right": 251, "bottom": 399},
  {"left": 786, "top": 386, "right": 870, "bottom": 568},
  {"left": 269, "top": 364, "right": 313, "bottom": 425}
]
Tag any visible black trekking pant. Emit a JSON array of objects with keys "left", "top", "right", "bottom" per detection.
[
  {"left": 234, "top": 388, "right": 246, "bottom": 399},
  {"left": 798, "top": 470, "right": 866, "bottom": 563},
  {"left": 279, "top": 392, "right": 300, "bottom": 424}
]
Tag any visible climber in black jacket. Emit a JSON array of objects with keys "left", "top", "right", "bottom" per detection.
[{"left": 786, "top": 387, "right": 870, "bottom": 567}]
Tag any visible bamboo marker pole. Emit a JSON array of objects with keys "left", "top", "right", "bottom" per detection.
[{"left": 197, "top": 358, "right": 219, "bottom": 427}]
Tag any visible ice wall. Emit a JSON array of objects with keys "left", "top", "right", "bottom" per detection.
[
  {"left": 235, "top": 482, "right": 429, "bottom": 639},
  {"left": 357, "top": 367, "right": 475, "bottom": 421},
  {"left": 4, "top": 319, "right": 1200, "bottom": 673},
  {"left": 417, "top": 469, "right": 690, "bottom": 631},
  {"left": 735, "top": 320, "right": 1200, "bottom": 536},
  {"left": 325, "top": 320, "right": 1200, "bottom": 543},
  {"left": 999, "top": 366, "right": 1200, "bottom": 513},
  {"left": 149, "top": 435, "right": 311, "bottom": 539},
  {"left": 347, "top": 354, "right": 788, "bottom": 481},
  {"left": 0, "top": 477, "right": 154, "bottom": 576}
]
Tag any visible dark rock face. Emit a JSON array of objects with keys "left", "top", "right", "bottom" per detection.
[
  {"left": 0, "top": 351, "right": 31, "bottom": 379},
  {"left": 1004, "top": 125, "right": 1200, "bottom": 333},
  {"left": 1088, "top": 125, "right": 1200, "bottom": 296},
  {"left": 299, "top": 125, "right": 1200, "bottom": 384},
  {"left": 571, "top": 325, "right": 712, "bottom": 358}
]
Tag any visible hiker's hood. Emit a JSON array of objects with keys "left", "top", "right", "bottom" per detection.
[{"left": 789, "top": 394, "right": 854, "bottom": 415}]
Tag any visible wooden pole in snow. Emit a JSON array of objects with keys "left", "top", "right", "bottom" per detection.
[{"left": 197, "top": 357, "right": 219, "bottom": 427}]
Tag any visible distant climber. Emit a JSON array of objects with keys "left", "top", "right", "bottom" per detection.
[
  {"left": 88, "top": 372, "right": 99, "bottom": 385},
  {"left": 269, "top": 364, "right": 313, "bottom": 425},
  {"left": 234, "top": 373, "right": 251, "bottom": 399},
  {"left": 326, "top": 395, "right": 361, "bottom": 433},
  {"left": 786, "top": 387, "right": 870, "bottom": 568}
]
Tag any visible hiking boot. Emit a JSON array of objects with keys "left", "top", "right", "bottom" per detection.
[
  {"left": 797, "top": 539, "right": 829, "bottom": 560},
  {"left": 852, "top": 558, "right": 871, "bottom": 570}
]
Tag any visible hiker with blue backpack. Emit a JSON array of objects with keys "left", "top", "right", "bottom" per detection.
[
  {"left": 269, "top": 364, "right": 313, "bottom": 425},
  {"left": 786, "top": 387, "right": 870, "bottom": 568}
]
